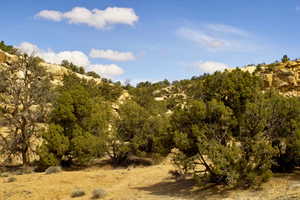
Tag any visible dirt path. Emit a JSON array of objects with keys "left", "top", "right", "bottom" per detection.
[{"left": 1, "top": 163, "right": 300, "bottom": 200}]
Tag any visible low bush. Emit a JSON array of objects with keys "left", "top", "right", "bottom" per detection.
[
  {"left": 5, "top": 177, "right": 16, "bottom": 183},
  {"left": 71, "top": 188, "right": 85, "bottom": 198},
  {"left": 92, "top": 188, "right": 107, "bottom": 199}
]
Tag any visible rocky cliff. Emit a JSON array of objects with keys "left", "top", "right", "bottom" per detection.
[{"left": 238, "top": 60, "right": 300, "bottom": 96}]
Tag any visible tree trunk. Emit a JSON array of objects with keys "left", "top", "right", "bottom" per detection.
[{"left": 22, "top": 150, "right": 29, "bottom": 166}]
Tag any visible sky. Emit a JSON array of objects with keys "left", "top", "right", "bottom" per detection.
[{"left": 1, "top": 0, "right": 300, "bottom": 83}]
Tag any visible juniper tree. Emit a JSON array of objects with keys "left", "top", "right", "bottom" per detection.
[
  {"left": 0, "top": 55, "right": 52, "bottom": 166},
  {"left": 38, "top": 74, "right": 111, "bottom": 167}
]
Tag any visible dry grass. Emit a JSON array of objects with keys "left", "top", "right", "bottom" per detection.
[{"left": 0, "top": 162, "right": 300, "bottom": 200}]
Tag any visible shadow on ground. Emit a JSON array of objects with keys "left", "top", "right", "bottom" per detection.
[{"left": 135, "top": 178, "right": 233, "bottom": 199}]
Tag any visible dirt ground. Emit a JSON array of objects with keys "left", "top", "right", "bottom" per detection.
[{"left": 1, "top": 162, "right": 300, "bottom": 200}]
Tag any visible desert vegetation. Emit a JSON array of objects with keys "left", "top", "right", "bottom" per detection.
[{"left": 1, "top": 42, "right": 300, "bottom": 199}]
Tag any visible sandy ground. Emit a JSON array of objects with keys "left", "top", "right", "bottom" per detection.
[{"left": 1, "top": 162, "right": 300, "bottom": 200}]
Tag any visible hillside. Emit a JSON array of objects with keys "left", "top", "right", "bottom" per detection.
[
  {"left": 2, "top": 47, "right": 300, "bottom": 200},
  {"left": 244, "top": 59, "right": 300, "bottom": 96},
  {"left": 0, "top": 50, "right": 102, "bottom": 85}
]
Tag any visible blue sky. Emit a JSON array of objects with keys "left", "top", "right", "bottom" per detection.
[{"left": 1, "top": 0, "right": 300, "bottom": 83}]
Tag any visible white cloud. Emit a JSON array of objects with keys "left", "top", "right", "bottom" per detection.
[
  {"left": 17, "top": 42, "right": 40, "bottom": 54},
  {"left": 88, "top": 64, "right": 124, "bottom": 78},
  {"left": 177, "top": 24, "right": 261, "bottom": 52},
  {"left": 36, "top": 10, "right": 63, "bottom": 21},
  {"left": 193, "top": 61, "right": 229, "bottom": 74},
  {"left": 89, "top": 49, "right": 135, "bottom": 61},
  {"left": 206, "top": 24, "right": 249, "bottom": 37},
  {"left": 178, "top": 27, "right": 226, "bottom": 49},
  {"left": 18, "top": 42, "right": 90, "bottom": 67},
  {"left": 17, "top": 42, "right": 125, "bottom": 79},
  {"left": 36, "top": 6, "right": 139, "bottom": 29}
]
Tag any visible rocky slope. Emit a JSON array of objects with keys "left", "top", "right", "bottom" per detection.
[
  {"left": 240, "top": 60, "right": 300, "bottom": 96},
  {"left": 0, "top": 50, "right": 102, "bottom": 85}
]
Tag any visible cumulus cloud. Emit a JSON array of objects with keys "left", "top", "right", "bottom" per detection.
[
  {"left": 18, "top": 42, "right": 90, "bottom": 67},
  {"left": 89, "top": 49, "right": 135, "bottom": 61},
  {"left": 88, "top": 64, "right": 124, "bottom": 78},
  {"left": 193, "top": 61, "right": 229, "bottom": 74},
  {"left": 36, "top": 7, "right": 139, "bottom": 29},
  {"left": 17, "top": 42, "right": 125, "bottom": 79}
]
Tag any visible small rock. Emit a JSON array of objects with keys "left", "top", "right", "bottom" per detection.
[
  {"left": 71, "top": 188, "right": 85, "bottom": 198},
  {"left": 92, "top": 188, "right": 107, "bottom": 199}
]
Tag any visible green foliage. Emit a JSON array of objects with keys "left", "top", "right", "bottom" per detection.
[
  {"left": 39, "top": 74, "right": 112, "bottom": 167},
  {"left": 264, "top": 94, "right": 300, "bottom": 172},
  {"left": 201, "top": 69, "right": 263, "bottom": 118},
  {"left": 281, "top": 55, "right": 290, "bottom": 63},
  {"left": 171, "top": 98, "right": 275, "bottom": 187},
  {"left": 86, "top": 71, "right": 101, "bottom": 78},
  {"left": 129, "top": 81, "right": 168, "bottom": 115},
  {"left": 39, "top": 124, "right": 69, "bottom": 166},
  {"left": 61, "top": 73, "right": 123, "bottom": 102},
  {"left": 0, "top": 41, "right": 17, "bottom": 54},
  {"left": 169, "top": 71, "right": 300, "bottom": 188},
  {"left": 61, "top": 60, "right": 85, "bottom": 74},
  {"left": 107, "top": 100, "right": 172, "bottom": 165}
]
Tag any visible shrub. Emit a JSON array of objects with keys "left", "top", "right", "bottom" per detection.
[
  {"left": 5, "top": 177, "right": 16, "bottom": 183},
  {"left": 107, "top": 100, "right": 172, "bottom": 165},
  {"left": 39, "top": 74, "right": 111, "bottom": 167},
  {"left": 92, "top": 188, "right": 107, "bottom": 199},
  {"left": 71, "top": 188, "right": 86, "bottom": 198},
  {"left": 0, "top": 41, "right": 17, "bottom": 54},
  {"left": 282, "top": 55, "right": 290, "bottom": 63},
  {"left": 0, "top": 173, "right": 9, "bottom": 177},
  {"left": 171, "top": 98, "right": 275, "bottom": 187},
  {"left": 86, "top": 71, "right": 101, "bottom": 79}
]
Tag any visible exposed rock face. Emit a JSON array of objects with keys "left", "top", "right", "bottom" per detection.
[
  {"left": 241, "top": 60, "right": 300, "bottom": 96},
  {"left": 0, "top": 50, "right": 102, "bottom": 86},
  {"left": 0, "top": 51, "right": 7, "bottom": 63}
]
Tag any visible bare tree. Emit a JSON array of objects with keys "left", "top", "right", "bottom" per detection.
[{"left": 0, "top": 54, "right": 52, "bottom": 166}]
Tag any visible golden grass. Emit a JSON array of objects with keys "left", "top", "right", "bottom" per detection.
[{"left": 1, "top": 162, "right": 300, "bottom": 200}]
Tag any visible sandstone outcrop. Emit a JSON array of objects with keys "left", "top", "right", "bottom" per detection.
[{"left": 241, "top": 60, "right": 300, "bottom": 96}]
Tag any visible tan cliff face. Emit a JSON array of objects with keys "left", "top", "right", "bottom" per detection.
[
  {"left": 239, "top": 60, "right": 300, "bottom": 96},
  {"left": 0, "top": 50, "right": 102, "bottom": 85}
]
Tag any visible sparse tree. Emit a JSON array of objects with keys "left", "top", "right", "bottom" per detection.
[{"left": 0, "top": 55, "right": 52, "bottom": 166}]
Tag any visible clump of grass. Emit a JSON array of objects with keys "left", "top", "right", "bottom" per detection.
[
  {"left": 5, "top": 177, "right": 16, "bottom": 183},
  {"left": 71, "top": 188, "right": 85, "bottom": 198},
  {"left": 15, "top": 171, "right": 23, "bottom": 175},
  {"left": 45, "top": 166, "right": 62, "bottom": 174},
  {"left": 91, "top": 188, "right": 107, "bottom": 199},
  {"left": 0, "top": 173, "right": 9, "bottom": 177}
]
